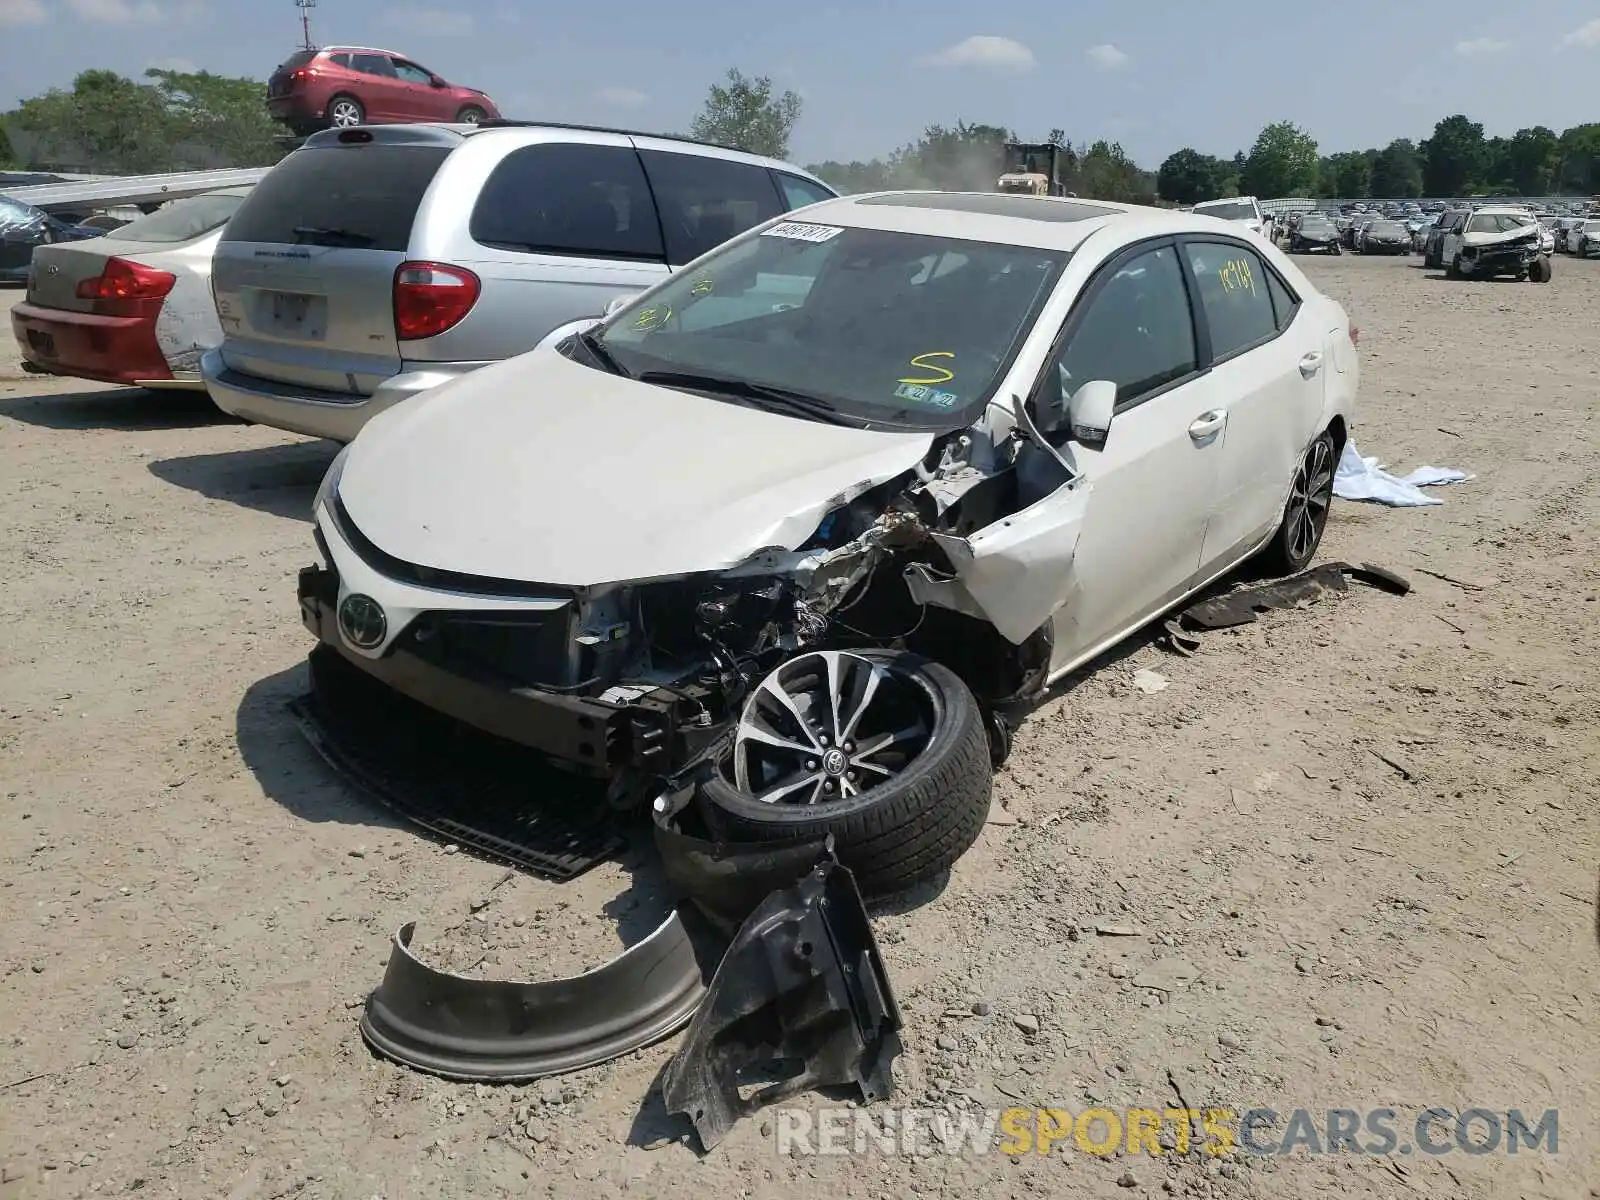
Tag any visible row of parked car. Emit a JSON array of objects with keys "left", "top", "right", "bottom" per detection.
[{"left": 6, "top": 126, "right": 1365, "bottom": 888}]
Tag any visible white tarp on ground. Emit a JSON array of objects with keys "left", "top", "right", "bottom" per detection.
[{"left": 1333, "top": 441, "right": 1473, "bottom": 507}]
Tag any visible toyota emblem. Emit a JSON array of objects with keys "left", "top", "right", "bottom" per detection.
[{"left": 337, "top": 593, "right": 386, "bottom": 649}]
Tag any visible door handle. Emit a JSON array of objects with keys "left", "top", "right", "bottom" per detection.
[
  {"left": 1188, "top": 410, "right": 1226, "bottom": 441},
  {"left": 1299, "top": 351, "right": 1323, "bottom": 377}
]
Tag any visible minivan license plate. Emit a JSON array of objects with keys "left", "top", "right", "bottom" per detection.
[{"left": 272, "top": 293, "right": 311, "bottom": 325}]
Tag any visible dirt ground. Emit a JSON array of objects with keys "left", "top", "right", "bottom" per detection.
[{"left": 1, "top": 253, "right": 1597, "bottom": 1200}]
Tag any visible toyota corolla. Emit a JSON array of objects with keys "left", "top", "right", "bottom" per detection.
[{"left": 296, "top": 192, "right": 1359, "bottom": 894}]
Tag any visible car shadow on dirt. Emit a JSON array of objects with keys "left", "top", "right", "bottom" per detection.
[
  {"left": 0, "top": 385, "right": 240, "bottom": 430},
  {"left": 148, "top": 440, "right": 339, "bottom": 522},
  {"left": 236, "top": 660, "right": 410, "bottom": 833}
]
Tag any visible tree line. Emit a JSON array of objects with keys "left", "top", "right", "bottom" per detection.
[
  {"left": 1, "top": 68, "right": 286, "bottom": 174},
  {"left": 1157, "top": 116, "right": 1600, "bottom": 204}
]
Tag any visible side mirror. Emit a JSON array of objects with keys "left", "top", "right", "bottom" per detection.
[
  {"left": 1067, "top": 380, "right": 1116, "bottom": 445},
  {"left": 603, "top": 293, "right": 638, "bottom": 318},
  {"left": 430, "top": 76, "right": 447, "bottom": 87}
]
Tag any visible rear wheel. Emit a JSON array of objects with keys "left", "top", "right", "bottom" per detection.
[
  {"left": 327, "top": 95, "right": 365, "bottom": 127},
  {"left": 455, "top": 105, "right": 487, "bottom": 124},
  {"left": 1259, "top": 432, "right": 1337, "bottom": 575},
  {"left": 699, "top": 649, "right": 992, "bottom": 898}
]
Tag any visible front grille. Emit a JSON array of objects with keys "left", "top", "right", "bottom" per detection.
[{"left": 405, "top": 610, "right": 576, "bottom": 688}]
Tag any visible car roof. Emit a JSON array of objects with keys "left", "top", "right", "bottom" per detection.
[
  {"left": 297, "top": 121, "right": 831, "bottom": 185},
  {"left": 319, "top": 45, "right": 407, "bottom": 57},
  {"left": 780, "top": 191, "right": 1279, "bottom": 252}
]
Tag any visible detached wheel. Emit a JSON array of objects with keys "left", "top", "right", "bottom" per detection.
[
  {"left": 1529, "top": 255, "right": 1552, "bottom": 283},
  {"left": 699, "top": 649, "right": 991, "bottom": 898},
  {"left": 1260, "top": 431, "right": 1337, "bottom": 575}
]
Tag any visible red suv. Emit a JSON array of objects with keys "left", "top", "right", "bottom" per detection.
[{"left": 265, "top": 46, "right": 500, "bottom": 135}]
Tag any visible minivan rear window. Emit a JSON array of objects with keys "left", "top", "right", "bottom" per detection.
[
  {"left": 278, "top": 51, "right": 316, "bottom": 71},
  {"left": 221, "top": 145, "right": 450, "bottom": 252}
]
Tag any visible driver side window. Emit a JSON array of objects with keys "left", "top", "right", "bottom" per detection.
[{"left": 1049, "top": 243, "right": 1197, "bottom": 414}]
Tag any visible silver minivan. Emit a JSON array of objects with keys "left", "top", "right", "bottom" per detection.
[{"left": 201, "top": 122, "right": 836, "bottom": 441}]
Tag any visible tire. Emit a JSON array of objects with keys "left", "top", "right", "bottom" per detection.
[
  {"left": 1446, "top": 254, "right": 1463, "bottom": 279},
  {"left": 1529, "top": 255, "right": 1552, "bottom": 283},
  {"left": 1330, "top": 243, "right": 1342, "bottom": 256},
  {"left": 1259, "top": 431, "right": 1337, "bottom": 576},
  {"left": 455, "top": 105, "right": 487, "bottom": 124},
  {"left": 327, "top": 95, "right": 365, "bottom": 128},
  {"left": 699, "top": 650, "right": 992, "bottom": 898}
]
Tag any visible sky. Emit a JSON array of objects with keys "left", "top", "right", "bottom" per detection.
[{"left": 2, "top": 0, "right": 1599, "bottom": 168}]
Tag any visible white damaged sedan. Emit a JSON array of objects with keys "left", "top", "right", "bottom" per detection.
[{"left": 299, "top": 192, "right": 1359, "bottom": 894}]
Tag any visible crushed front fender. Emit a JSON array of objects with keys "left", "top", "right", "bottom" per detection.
[{"left": 359, "top": 914, "right": 707, "bottom": 1082}]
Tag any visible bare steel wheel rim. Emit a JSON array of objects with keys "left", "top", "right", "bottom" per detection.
[
  {"left": 732, "top": 651, "right": 933, "bottom": 806},
  {"left": 1287, "top": 438, "right": 1335, "bottom": 563},
  {"left": 330, "top": 100, "right": 362, "bottom": 126}
]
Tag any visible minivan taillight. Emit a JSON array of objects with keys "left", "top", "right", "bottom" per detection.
[
  {"left": 75, "top": 257, "right": 176, "bottom": 317},
  {"left": 393, "top": 262, "right": 480, "bottom": 340}
]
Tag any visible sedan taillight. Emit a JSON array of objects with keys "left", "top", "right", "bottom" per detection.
[
  {"left": 393, "top": 261, "right": 481, "bottom": 340},
  {"left": 75, "top": 257, "right": 176, "bottom": 317}
]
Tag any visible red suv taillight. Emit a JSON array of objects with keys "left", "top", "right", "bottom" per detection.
[
  {"left": 393, "top": 261, "right": 480, "bottom": 340},
  {"left": 75, "top": 257, "right": 176, "bottom": 317}
]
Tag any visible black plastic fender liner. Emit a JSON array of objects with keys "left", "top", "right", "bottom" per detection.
[
  {"left": 652, "top": 790, "right": 831, "bottom": 935},
  {"left": 359, "top": 914, "right": 708, "bottom": 1082},
  {"left": 661, "top": 854, "right": 904, "bottom": 1152}
]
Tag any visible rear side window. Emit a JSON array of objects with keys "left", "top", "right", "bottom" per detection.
[
  {"left": 222, "top": 146, "right": 449, "bottom": 251},
  {"left": 774, "top": 172, "right": 834, "bottom": 211},
  {"left": 108, "top": 191, "right": 247, "bottom": 243},
  {"left": 1183, "top": 241, "right": 1279, "bottom": 361},
  {"left": 639, "top": 150, "right": 784, "bottom": 264},
  {"left": 352, "top": 53, "right": 396, "bottom": 77},
  {"left": 1266, "top": 268, "right": 1298, "bottom": 330},
  {"left": 326, "top": 52, "right": 352, "bottom": 68},
  {"left": 470, "top": 143, "right": 664, "bottom": 260}
]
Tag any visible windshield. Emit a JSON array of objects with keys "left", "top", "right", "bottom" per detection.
[
  {"left": 1466, "top": 213, "right": 1532, "bottom": 235},
  {"left": 0, "top": 195, "right": 42, "bottom": 226},
  {"left": 1195, "top": 200, "right": 1256, "bottom": 221},
  {"left": 593, "top": 221, "right": 1068, "bottom": 429},
  {"left": 1300, "top": 217, "right": 1333, "bottom": 231},
  {"left": 108, "top": 191, "right": 248, "bottom": 243},
  {"left": 1369, "top": 221, "right": 1405, "bottom": 235}
]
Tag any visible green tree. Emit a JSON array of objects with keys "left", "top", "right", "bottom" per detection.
[
  {"left": 1555, "top": 123, "right": 1600, "bottom": 193},
  {"left": 145, "top": 67, "right": 282, "bottom": 167},
  {"left": 1368, "top": 139, "right": 1422, "bottom": 198},
  {"left": 1240, "top": 121, "right": 1318, "bottom": 196},
  {"left": 1156, "top": 148, "right": 1225, "bottom": 205},
  {"left": 1318, "top": 150, "right": 1372, "bottom": 198},
  {"left": 689, "top": 69, "right": 802, "bottom": 159},
  {"left": 805, "top": 158, "right": 896, "bottom": 193},
  {"left": 10, "top": 69, "right": 173, "bottom": 172},
  {"left": 1077, "top": 140, "right": 1153, "bottom": 203},
  {"left": 1500, "top": 126, "right": 1560, "bottom": 196},
  {"left": 1421, "top": 114, "right": 1486, "bottom": 196}
]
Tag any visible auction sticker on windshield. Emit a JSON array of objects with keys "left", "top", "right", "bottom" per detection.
[
  {"left": 895, "top": 383, "right": 959, "bottom": 408},
  {"left": 762, "top": 221, "right": 844, "bottom": 243}
]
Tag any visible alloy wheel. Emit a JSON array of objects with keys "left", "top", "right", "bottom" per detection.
[
  {"left": 732, "top": 651, "right": 932, "bottom": 805},
  {"left": 330, "top": 100, "right": 363, "bottom": 127},
  {"left": 1286, "top": 438, "right": 1336, "bottom": 564}
]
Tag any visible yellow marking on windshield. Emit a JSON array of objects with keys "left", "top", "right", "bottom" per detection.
[
  {"left": 1217, "top": 258, "right": 1256, "bottom": 295},
  {"left": 898, "top": 351, "right": 955, "bottom": 386},
  {"left": 633, "top": 305, "right": 672, "bottom": 330},
  {"left": 689, "top": 278, "right": 714, "bottom": 296}
]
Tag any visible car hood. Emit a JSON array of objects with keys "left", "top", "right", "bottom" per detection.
[{"left": 338, "top": 350, "right": 937, "bottom": 588}]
